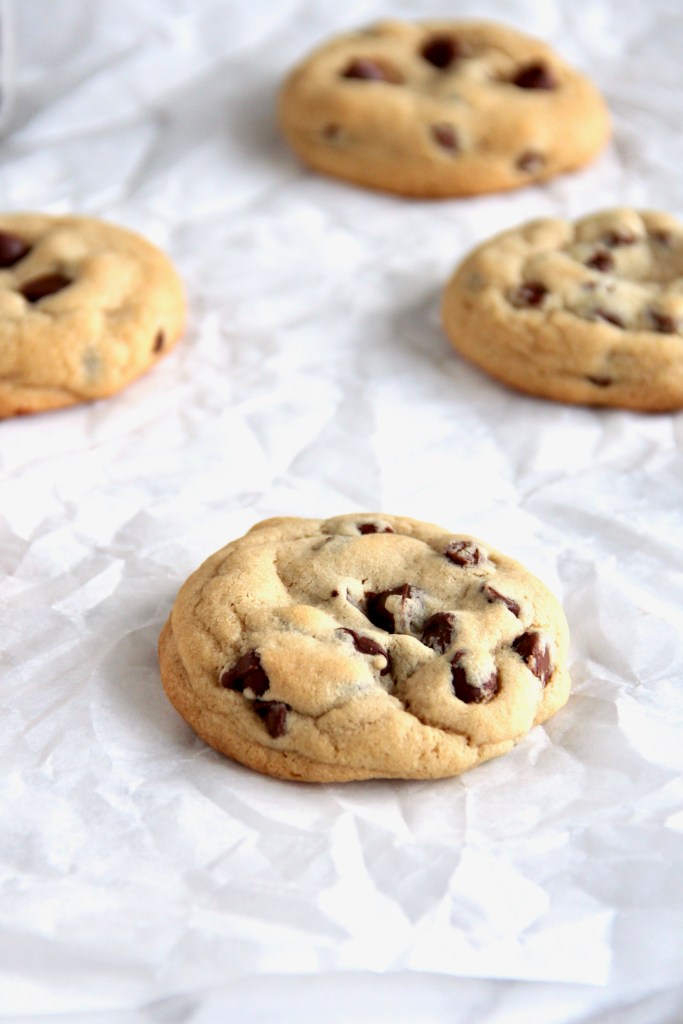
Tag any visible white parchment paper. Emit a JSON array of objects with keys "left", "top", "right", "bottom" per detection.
[{"left": 2, "top": 1, "right": 683, "bottom": 1021}]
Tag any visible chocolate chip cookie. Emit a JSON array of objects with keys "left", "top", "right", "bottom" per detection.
[
  {"left": 0, "top": 213, "right": 185, "bottom": 417},
  {"left": 442, "top": 207, "right": 683, "bottom": 410},
  {"left": 158, "top": 514, "right": 570, "bottom": 782},
  {"left": 277, "top": 19, "right": 609, "bottom": 198}
]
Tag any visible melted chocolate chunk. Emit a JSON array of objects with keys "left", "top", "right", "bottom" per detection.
[
  {"left": 153, "top": 330, "right": 165, "bottom": 352},
  {"left": 421, "top": 612, "right": 457, "bottom": 655},
  {"left": 516, "top": 150, "right": 545, "bottom": 174},
  {"left": 20, "top": 272, "right": 72, "bottom": 303},
  {"left": 338, "top": 627, "right": 387, "bottom": 658},
  {"left": 220, "top": 650, "right": 269, "bottom": 696},
  {"left": 338, "top": 628, "right": 390, "bottom": 674},
  {"left": 431, "top": 123, "right": 460, "bottom": 152},
  {"left": 365, "top": 583, "right": 424, "bottom": 635},
  {"left": 593, "top": 308, "right": 625, "bottom": 328},
  {"left": 512, "top": 62, "right": 557, "bottom": 90},
  {"left": 511, "top": 281, "right": 548, "bottom": 308},
  {"left": 421, "top": 35, "right": 462, "bottom": 69},
  {"left": 342, "top": 58, "right": 402, "bottom": 83},
  {"left": 253, "top": 699, "right": 289, "bottom": 738},
  {"left": 512, "top": 631, "right": 552, "bottom": 685},
  {"left": 649, "top": 310, "right": 677, "bottom": 334},
  {"left": 482, "top": 584, "right": 521, "bottom": 618},
  {"left": 0, "top": 230, "right": 30, "bottom": 268},
  {"left": 450, "top": 651, "right": 499, "bottom": 704},
  {"left": 444, "top": 540, "right": 483, "bottom": 567},
  {"left": 358, "top": 523, "right": 394, "bottom": 535},
  {"left": 586, "top": 249, "right": 614, "bottom": 273},
  {"left": 587, "top": 375, "right": 613, "bottom": 387}
]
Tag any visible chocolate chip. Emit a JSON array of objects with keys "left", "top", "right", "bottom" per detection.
[
  {"left": 603, "top": 229, "right": 637, "bottom": 247},
  {"left": 586, "top": 249, "right": 614, "bottom": 273},
  {"left": 359, "top": 523, "right": 394, "bottom": 535},
  {"left": 444, "top": 540, "right": 483, "bottom": 567},
  {"left": 451, "top": 651, "right": 499, "bottom": 704},
  {"left": 338, "top": 627, "right": 390, "bottom": 674},
  {"left": 652, "top": 230, "right": 672, "bottom": 246},
  {"left": 510, "top": 281, "right": 548, "bottom": 308},
  {"left": 323, "top": 124, "right": 342, "bottom": 141},
  {"left": 512, "top": 62, "right": 557, "bottom": 89},
  {"left": 512, "top": 631, "right": 552, "bottom": 685},
  {"left": 587, "top": 375, "right": 613, "bottom": 387},
  {"left": 649, "top": 310, "right": 678, "bottom": 334},
  {"left": 421, "top": 35, "right": 462, "bottom": 69},
  {"left": 220, "top": 650, "right": 269, "bottom": 696},
  {"left": 482, "top": 584, "right": 520, "bottom": 618},
  {"left": 341, "top": 58, "right": 402, "bottom": 83},
  {"left": 593, "top": 308, "right": 625, "bottom": 328},
  {"left": 20, "top": 272, "right": 72, "bottom": 303},
  {"left": 421, "top": 612, "right": 457, "bottom": 655},
  {"left": 516, "top": 150, "right": 545, "bottom": 174},
  {"left": 253, "top": 699, "right": 289, "bottom": 738},
  {"left": 0, "top": 230, "right": 30, "bottom": 268},
  {"left": 153, "top": 330, "right": 165, "bottom": 352},
  {"left": 338, "top": 627, "right": 385, "bottom": 657},
  {"left": 330, "top": 589, "right": 339, "bottom": 598},
  {"left": 365, "top": 583, "right": 425, "bottom": 635},
  {"left": 431, "top": 123, "right": 460, "bottom": 152}
]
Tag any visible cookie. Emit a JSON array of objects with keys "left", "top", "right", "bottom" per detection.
[
  {"left": 158, "top": 513, "right": 570, "bottom": 782},
  {"left": 277, "top": 19, "right": 609, "bottom": 198},
  {"left": 442, "top": 207, "right": 683, "bottom": 411},
  {"left": 0, "top": 213, "right": 185, "bottom": 417}
]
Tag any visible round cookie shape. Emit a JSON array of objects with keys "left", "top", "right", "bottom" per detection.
[
  {"left": 277, "top": 19, "right": 610, "bottom": 198},
  {"left": 0, "top": 213, "right": 185, "bottom": 417},
  {"left": 442, "top": 208, "right": 683, "bottom": 411},
  {"left": 158, "top": 514, "right": 570, "bottom": 782}
]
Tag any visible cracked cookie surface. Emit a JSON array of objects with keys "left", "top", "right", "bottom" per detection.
[
  {"left": 442, "top": 208, "right": 683, "bottom": 410},
  {"left": 0, "top": 213, "right": 185, "bottom": 417},
  {"left": 277, "top": 19, "right": 609, "bottom": 198},
  {"left": 158, "top": 514, "right": 570, "bottom": 782}
]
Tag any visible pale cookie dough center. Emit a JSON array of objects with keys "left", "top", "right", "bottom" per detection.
[{"left": 217, "top": 521, "right": 557, "bottom": 742}]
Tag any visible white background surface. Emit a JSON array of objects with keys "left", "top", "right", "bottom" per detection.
[{"left": 2, "top": 1, "right": 683, "bottom": 1021}]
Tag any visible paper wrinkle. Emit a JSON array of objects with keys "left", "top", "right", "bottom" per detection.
[{"left": 2, "top": 0, "right": 683, "bottom": 1018}]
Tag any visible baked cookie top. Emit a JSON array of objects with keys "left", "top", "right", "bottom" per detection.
[
  {"left": 0, "top": 213, "right": 185, "bottom": 417},
  {"left": 278, "top": 19, "right": 610, "bottom": 197},
  {"left": 442, "top": 207, "right": 683, "bottom": 410},
  {"left": 159, "top": 514, "right": 570, "bottom": 782}
]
